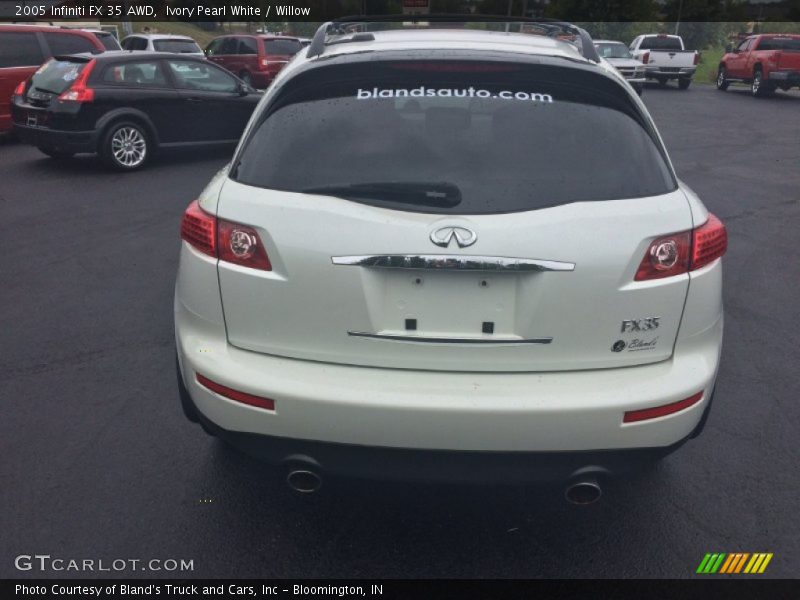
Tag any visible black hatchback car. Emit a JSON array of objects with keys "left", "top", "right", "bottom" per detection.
[{"left": 12, "top": 52, "right": 262, "bottom": 170}]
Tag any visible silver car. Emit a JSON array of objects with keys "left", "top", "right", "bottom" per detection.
[{"left": 595, "top": 40, "right": 647, "bottom": 95}]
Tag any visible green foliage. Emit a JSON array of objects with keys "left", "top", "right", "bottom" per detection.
[{"left": 544, "top": 0, "right": 660, "bottom": 22}]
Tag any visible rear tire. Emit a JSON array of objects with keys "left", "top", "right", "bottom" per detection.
[
  {"left": 751, "top": 68, "right": 773, "bottom": 97},
  {"left": 716, "top": 66, "right": 729, "bottom": 91},
  {"left": 678, "top": 77, "right": 692, "bottom": 90},
  {"left": 100, "top": 120, "right": 150, "bottom": 171},
  {"left": 38, "top": 147, "right": 74, "bottom": 159},
  {"left": 633, "top": 84, "right": 644, "bottom": 96}
]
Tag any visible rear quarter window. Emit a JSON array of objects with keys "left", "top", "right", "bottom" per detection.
[
  {"left": 0, "top": 32, "right": 44, "bottom": 67},
  {"left": 263, "top": 39, "right": 301, "bottom": 55},
  {"left": 43, "top": 32, "right": 97, "bottom": 56},
  {"left": 233, "top": 60, "right": 676, "bottom": 215},
  {"left": 153, "top": 39, "right": 202, "bottom": 53},
  {"left": 101, "top": 61, "right": 168, "bottom": 87}
]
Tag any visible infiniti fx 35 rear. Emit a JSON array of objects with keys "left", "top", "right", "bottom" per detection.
[{"left": 174, "top": 27, "right": 726, "bottom": 488}]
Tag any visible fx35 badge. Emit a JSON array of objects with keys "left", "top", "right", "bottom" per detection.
[{"left": 621, "top": 317, "right": 660, "bottom": 333}]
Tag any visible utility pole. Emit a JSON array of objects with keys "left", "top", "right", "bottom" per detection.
[{"left": 674, "top": 0, "right": 684, "bottom": 35}]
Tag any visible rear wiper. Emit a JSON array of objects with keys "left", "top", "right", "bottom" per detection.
[
  {"left": 32, "top": 86, "right": 62, "bottom": 95},
  {"left": 301, "top": 182, "right": 462, "bottom": 208}
]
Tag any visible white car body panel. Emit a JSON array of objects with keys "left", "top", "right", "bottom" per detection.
[{"left": 215, "top": 179, "right": 693, "bottom": 372}]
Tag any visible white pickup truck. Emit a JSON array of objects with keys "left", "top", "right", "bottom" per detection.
[{"left": 629, "top": 34, "right": 699, "bottom": 90}]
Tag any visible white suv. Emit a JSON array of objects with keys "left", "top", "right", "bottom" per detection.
[
  {"left": 175, "top": 20, "right": 726, "bottom": 502},
  {"left": 121, "top": 33, "right": 204, "bottom": 56}
]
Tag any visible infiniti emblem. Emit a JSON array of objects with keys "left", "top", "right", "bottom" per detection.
[{"left": 430, "top": 226, "right": 477, "bottom": 249}]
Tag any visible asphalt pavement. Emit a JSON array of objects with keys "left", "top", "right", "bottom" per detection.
[{"left": 1, "top": 83, "right": 798, "bottom": 579}]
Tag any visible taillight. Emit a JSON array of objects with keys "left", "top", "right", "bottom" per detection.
[
  {"left": 635, "top": 232, "right": 691, "bottom": 281},
  {"left": 635, "top": 213, "right": 726, "bottom": 281},
  {"left": 13, "top": 80, "right": 27, "bottom": 97},
  {"left": 691, "top": 213, "right": 728, "bottom": 271},
  {"left": 181, "top": 200, "right": 216, "bottom": 257},
  {"left": 180, "top": 200, "right": 272, "bottom": 271},
  {"left": 58, "top": 59, "right": 96, "bottom": 103},
  {"left": 693, "top": 52, "right": 700, "bottom": 66},
  {"left": 260, "top": 57, "right": 269, "bottom": 69},
  {"left": 218, "top": 220, "right": 272, "bottom": 271},
  {"left": 641, "top": 51, "right": 650, "bottom": 64}
]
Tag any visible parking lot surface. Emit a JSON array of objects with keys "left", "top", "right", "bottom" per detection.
[{"left": 1, "top": 84, "right": 798, "bottom": 578}]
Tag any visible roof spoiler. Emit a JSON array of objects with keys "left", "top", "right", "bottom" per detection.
[
  {"left": 307, "top": 15, "right": 600, "bottom": 63},
  {"left": 52, "top": 54, "right": 96, "bottom": 62}
]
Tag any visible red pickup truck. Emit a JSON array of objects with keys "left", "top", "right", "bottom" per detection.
[{"left": 717, "top": 34, "right": 800, "bottom": 97}]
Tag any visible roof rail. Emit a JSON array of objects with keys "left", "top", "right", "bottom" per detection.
[{"left": 306, "top": 15, "right": 600, "bottom": 63}]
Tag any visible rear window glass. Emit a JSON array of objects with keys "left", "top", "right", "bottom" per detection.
[
  {"left": 639, "top": 37, "right": 683, "bottom": 51},
  {"left": 95, "top": 32, "right": 121, "bottom": 51},
  {"left": 153, "top": 39, "right": 202, "bottom": 53},
  {"left": 757, "top": 37, "right": 800, "bottom": 51},
  {"left": 263, "top": 39, "right": 301, "bottom": 55},
  {"left": 595, "top": 42, "right": 633, "bottom": 59},
  {"left": 43, "top": 32, "right": 96, "bottom": 56},
  {"left": 233, "top": 61, "right": 676, "bottom": 214},
  {"left": 30, "top": 59, "right": 88, "bottom": 95}
]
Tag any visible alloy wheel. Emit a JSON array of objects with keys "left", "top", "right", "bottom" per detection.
[{"left": 111, "top": 126, "right": 146, "bottom": 168}]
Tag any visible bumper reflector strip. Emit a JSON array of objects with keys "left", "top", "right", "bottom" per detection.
[
  {"left": 196, "top": 373, "right": 275, "bottom": 411},
  {"left": 623, "top": 391, "right": 704, "bottom": 423}
]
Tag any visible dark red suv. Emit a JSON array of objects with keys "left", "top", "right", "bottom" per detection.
[
  {"left": 205, "top": 35, "right": 302, "bottom": 89},
  {"left": 0, "top": 25, "right": 118, "bottom": 134}
]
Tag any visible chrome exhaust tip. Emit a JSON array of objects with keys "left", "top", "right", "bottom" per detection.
[
  {"left": 286, "top": 469, "right": 322, "bottom": 494},
  {"left": 564, "top": 477, "right": 602, "bottom": 505}
]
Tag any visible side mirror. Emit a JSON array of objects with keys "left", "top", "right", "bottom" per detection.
[
  {"left": 237, "top": 81, "right": 250, "bottom": 96},
  {"left": 725, "top": 43, "right": 733, "bottom": 53}
]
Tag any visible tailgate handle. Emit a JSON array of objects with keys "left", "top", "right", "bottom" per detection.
[{"left": 332, "top": 254, "right": 575, "bottom": 272}]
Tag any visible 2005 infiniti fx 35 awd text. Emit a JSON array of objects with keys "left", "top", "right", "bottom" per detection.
[{"left": 174, "top": 20, "right": 727, "bottom": 502}]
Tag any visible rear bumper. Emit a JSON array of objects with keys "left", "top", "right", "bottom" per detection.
[
  {"left": 175, "top": 254, "right": 723, "bottom": 463},
  {"left": 194, "top": 406, "right": 703, "bottom": 483},
  {"left": 768, "top": 70, "right": 800, "bottom": 84},
  {"left": 13, "top": 122, "right": 96, "bottom": 153},
  {"left": 251, "top": 71, "right": 275, "bottom": 89},
  {"left": 645, "top": 67, "right": 696, "bottom": 78}
]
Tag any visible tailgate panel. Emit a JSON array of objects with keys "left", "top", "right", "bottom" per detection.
[{"left": 216, "top": 181, "right": 693, "bottom": 373}]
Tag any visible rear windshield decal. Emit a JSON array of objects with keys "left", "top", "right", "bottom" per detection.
[{"left": 357, "top": 87, "right": 553, "bottom": 103}]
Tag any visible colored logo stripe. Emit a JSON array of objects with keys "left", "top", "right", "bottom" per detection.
[
  {"left": 698, "top": 553, "right": 773, "bottom": 574},
  {"left": 697, "top": 553, "right": 726, "bottom": 573},
  {"left": 744, "top": 553, "right": 773, "bottom": 574},
  {"left": 720, "top": 553, "right": 749, "bottom": 573}
]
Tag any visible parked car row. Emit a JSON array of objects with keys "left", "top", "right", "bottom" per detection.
[
  {"left": 0, "top": 24, "right": 121, "bottom": 133},
  {"left": 1, "top": 25, "right": 304, "bottom": 137},
  {"left": 3, "top": 24, "right": 797, "bottom": 173}
]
